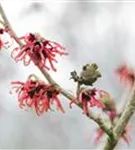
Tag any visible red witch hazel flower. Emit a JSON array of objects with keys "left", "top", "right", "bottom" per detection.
[
  {"left": 11, "top": 77, "right": 64, "bottom": 115},
  {"left": 99, "top": 92, "right": 117, "bottom": 121},
  {"left": 105, "top": 109, "right": 117, "bottom": 121},
  {"left": 0, "top": 28, "right": 7, "bottom": 50},
  {"left": 73, "top": 88, "right": 106, "bottom": 114},
  {"left": 116, "top": 63, "right": 135, "bottom": 87},
  {"left": 94, "top": 125, "right": 131, "bottom": 145},
  {"left": 11, "top": 33, "right": 67, "bottom": 71},
  {"left": 94, "top": 128, "right": 104, "bottom": 144},
  {"left": 0, "top": 28, "right": 4, "bottom": 49},
  {"left": 0, "top": 27, "right": 14, "bottom": 50}
]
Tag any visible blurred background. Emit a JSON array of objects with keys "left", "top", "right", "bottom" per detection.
[{"left": 0, "top": 1, "right": 135, "bottom": 149}]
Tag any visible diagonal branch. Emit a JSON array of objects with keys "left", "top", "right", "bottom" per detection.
[
  {"left": 103, "top": 82, "right": 135, "bottom": 150},
  {"left": 0, "top": 3, "right": 112, "bottom": 137}
]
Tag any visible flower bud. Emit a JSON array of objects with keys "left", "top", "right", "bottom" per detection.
[
  {"left": 70, "top": 63, "right": 101, "bottom": 86},
  {"left": 80, "top": 63, "right": 101, "bottom": 86}
]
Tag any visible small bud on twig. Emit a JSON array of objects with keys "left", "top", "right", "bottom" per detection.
[{"left": 70, "top": 63, "right": 101, "bottom": 86}]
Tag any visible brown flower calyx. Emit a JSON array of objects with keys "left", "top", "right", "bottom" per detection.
[{"left": 70, "top": 63, "right": 101, "bottom": 86}]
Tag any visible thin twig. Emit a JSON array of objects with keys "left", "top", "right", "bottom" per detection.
[
  {"left": 0, "top": 3, "right": 112, "bottom": 137},
  {"left": 0, "top": 4, "right": 23, "bottom": 46}
]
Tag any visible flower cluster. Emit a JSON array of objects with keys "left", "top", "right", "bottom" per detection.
[
  {"left": 116, "top": 63, "right": 135, "bottom": 87},
  {"left": 11, "top": 33, "right": 67, "bottom": 71},
  {"left": 94, "top": 125, "right": 131, "bottom": 145},
  {"left": 11, "top": 78, "right": 64, "bottom": 115},
  {"left": 74, "top": 88, "right": 106, "bottom": 114}
]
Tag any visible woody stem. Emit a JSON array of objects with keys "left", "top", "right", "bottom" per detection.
[{"left": 103, "top": 82, "right": 135, "bottom": 150}]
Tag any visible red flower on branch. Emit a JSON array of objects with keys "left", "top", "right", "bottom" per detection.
[
  {"left": 0, "top": 28, "right": 5, "bottom": 50},
  {"left": 94, "top": 125, "right": 131, "bottom": 145},
  {"left": 11, "top": 78, "right": 64, "bottom": 115},
  {"left": 76, "top": 88, "right": 106, "bottom": 114},
  {"left": 105, "top": 110, "right": 117, "bottom": 121},
  {"left": 0, "top": 38, "right": 3, "bottom": 50},
  {"left": 116, "top": 63, "right": 135, "bottom": 87},
  {"left": 94, "top": 128, "right": 104, "bottom": 144},
  {"left": 11, "top": 33, "right": 67, "bottom": 71},
  {"left": 122, "top": 125, "right": 132, "bottom": 145}
]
